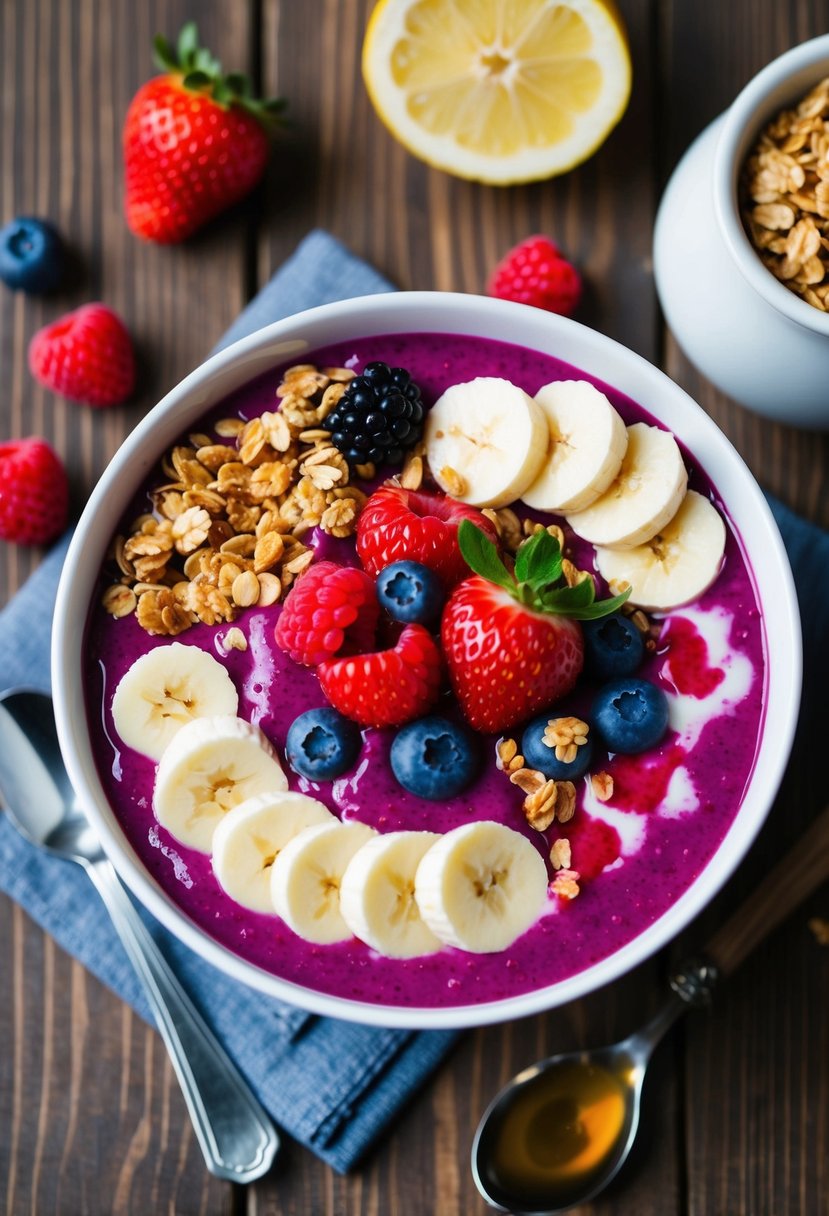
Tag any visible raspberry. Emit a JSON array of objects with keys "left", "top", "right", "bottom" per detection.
[
  {"left": 487, "top": 235, "right": 581, "bottom": 317},
  {"left": 318, "top": 623, "right": 442, "bottom": 729},
  {"left": 0, "top": 437, "right": 69, "bottom": 546},
  {"left": 356, "top": 485, "right": 498, "bottom": 590},
  {"left": 274, "top": 561, "right": 379, "bottom": 666},
  {"left": 28, "top": 303, "right": 136, "bottom": 408}
]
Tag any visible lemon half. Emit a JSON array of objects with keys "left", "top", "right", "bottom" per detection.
[{"left": 362, "top": 0, "right": 632, "bottom": 184}]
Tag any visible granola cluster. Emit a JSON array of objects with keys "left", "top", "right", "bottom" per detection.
[
  {"left": 741, "top": 75, "right": 829, "bottom": 311},
  {"left": 101, "top": 363, "right": 370, "bottom": 636},
  {"left": 542, "top": 716, "right": 590, "bottom": 764},
  {"left": 496, "top": 736, "right": 577, "bottom": 836}
]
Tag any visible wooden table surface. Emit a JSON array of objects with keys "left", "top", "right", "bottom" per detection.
[{"left": 2, "top": 1, "right": 829, "bottom": 1213}]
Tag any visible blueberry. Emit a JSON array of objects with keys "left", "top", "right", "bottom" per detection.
[
  {"left": 286, "top": 707, "right": 362, "bottom": 780},
  {"left": 583, "top": 613, "right": 645, "bottom": 680},
  {"left": 521, "top": 713, "right": 594, "bottom": 780},
  {"left": 592, "top": 678, "right": 669, "bottom": 754},
  {"left": 0, "top": 217, "right": 66, "bottom": 293},
  {"left": 390, "top": 716, "right": 478, "bottom": 800},
  {"left": 376, "top": 560, "right": 444, "bottom": 625}
]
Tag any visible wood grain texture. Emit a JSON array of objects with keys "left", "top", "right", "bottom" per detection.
[
  {"left": 0, "top": 0, "right": 250, "bottom": 1212},
  {"left": 1, "top": 0, "right": 828, "bottom": 1213}
]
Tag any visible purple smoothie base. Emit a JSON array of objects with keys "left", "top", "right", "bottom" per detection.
[{"left": 84, "top": 333, "right": 767, "bottom": 1010}]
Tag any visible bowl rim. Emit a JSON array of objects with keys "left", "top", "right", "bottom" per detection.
[
  {"left": 52, "top": 290, "right": 802, "bottom": 1030},
  {"left": 714, "top": 32, "right": 829, "bottom": 336}
]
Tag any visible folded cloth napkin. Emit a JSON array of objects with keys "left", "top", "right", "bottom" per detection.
[{"left": 0, "top": 230, "right": 459, "bottom": 1174}]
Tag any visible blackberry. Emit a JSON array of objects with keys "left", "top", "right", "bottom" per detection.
[{"left": 327, "top": 361, "right": 424, "bottom": 468}]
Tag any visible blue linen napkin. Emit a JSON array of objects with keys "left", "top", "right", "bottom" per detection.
[{"left": 0, "top": 230, "right": 459, "bottom": 1174}]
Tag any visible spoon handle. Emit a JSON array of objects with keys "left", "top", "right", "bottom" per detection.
[
  {"left": 86, "top": 857, "right": 279, "bottom": 1183},
  {"left": 703, "top": 804, "right": 829, "bottom": 977}
]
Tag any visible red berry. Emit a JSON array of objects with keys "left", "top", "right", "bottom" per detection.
[
  {"left": 0, "top": 437, "right": 69, "bottom": 546},
  {"left": 274, "top": 561, "right": 379, "bottom": 667},
  {"left": 318, "top": 623, "right": 442, "bottom": 729},
  {"left": 356, "top": 485, "right": 498, "bottom": 590},
  {"left": 28, "top": 304, "right": 136, "bottom": 408},
  {"left": 441, "top": 577, "right": 584, "bottom": 733},
  {"left": 487, "top": 235, "right": 582, "bottom": 317},
  {"left": 122, "top": 26, "right": 284, "bottom": 244}
]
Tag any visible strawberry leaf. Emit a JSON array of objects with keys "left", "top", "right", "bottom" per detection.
[
  {"left": 560, "top": 589, "right": 632, "bottom": 620},
  {"left": 458, "top": 519, "right": 515, "bottom": 593},
  {"left": 459, "top": 520, "right": 630, "bottom": 621},
  {"left": 177, "top": 21, "right": 199, "bottom": 65},
  {"left": 514, "top": 527, "right": 563, "bottom": 589},
  {"left": 153, "top": 34, "right": 178, "bottom": 72},
  {"left": 182, "top": 70, "right": 211, "bottom": 90},
  {"left": 151, "top": 23, "right": 288, "bottom": 128}
]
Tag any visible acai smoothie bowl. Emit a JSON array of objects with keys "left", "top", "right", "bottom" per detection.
[{"left": 52, "top": 293, "right": 801, "bottom": 1030}]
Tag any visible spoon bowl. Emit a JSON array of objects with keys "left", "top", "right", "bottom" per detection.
[
  {"left": 472, "top": 1044, "right": 640, "bottom": 1213},
  {"left": 0, "top": 688, "right": 280, "bottom": 1184},
  {"left": 472, "top": 803, "right": 829, "bottom": 1212}
]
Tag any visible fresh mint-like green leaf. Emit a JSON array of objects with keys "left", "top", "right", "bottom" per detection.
[
  {"left": 515, "top": 528, "right": 563, "bottom": 592},
  {"left": 261, "top": 97, "right": 289, "bottom": 113},
  {"left": 539, "top": 578, "right": 595, "bottom": 614},
  {"left": 537, "top": 577, "right": 631, "bottom": 620},
  {"left": 458, "top": 520, "right": 515, "bottom": 593},
  {"left": 177, "top": 21, "right": 199, "bottom": 65},
  {"left": 565, "top": 588, "right": 631, "bottom": 620}
]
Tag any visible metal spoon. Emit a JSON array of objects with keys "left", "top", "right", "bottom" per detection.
[
  {"left": 0, "top": 688, "right": 280, "bottom": 1184},
  {"left": 472, "top": 804, "right": 829, "bottom": 1214}
]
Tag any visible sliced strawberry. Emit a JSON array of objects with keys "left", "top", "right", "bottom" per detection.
[
  {"left": 317, "top": 623, "right": 442, "bottom": 729},
  {"left": 441, "top": 522, "right": 629, "bottom": 733},
  {"left": 274, "top": 561, "right": 378, "bottom": 667},
  {"left": 356, "top": 484, "right": 498, "bottom": 589}
]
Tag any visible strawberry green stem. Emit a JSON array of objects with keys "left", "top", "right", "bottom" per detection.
[
  {"left": 153, "top": 22, "right": 287, "bottom": 130},
  {"left": 457, "top": 520, "right": 629, "bottom": 621}
]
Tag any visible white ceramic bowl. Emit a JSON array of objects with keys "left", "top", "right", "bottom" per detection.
[
  {"left": 52, "top": 292, "right": 801, "bottom": 1029},
  {"left": 655, "top": 34, "right": 829, "bottom": 427}
]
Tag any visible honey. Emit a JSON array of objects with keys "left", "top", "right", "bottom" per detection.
[{"left": 483, "top": 1060, "right": 629, "bottom": 1210}]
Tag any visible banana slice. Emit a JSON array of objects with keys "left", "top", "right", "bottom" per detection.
[
  {"left": 595, "top": 490, "right": 726, "bottom": 610},
  {"left": 154, "top": 715, "right": 288, "bottom": 853},
  {"left": 565, "top": 422, "right": 688, "bottom": 549},
  {"left": 270, "top": 820, "right": 377, "bottom": 945},
  {"left": 423, "top": 377, "right": 549, "bottom": 508},
  {"left": 212, "top": 791, "right": 335, "bottom": 913},
  {"left": 414, "top": 821, "right": 548, "bottom": 954},
  {"left": 521, "top": 381, "right": 628, "bottom": 513},
  {"left": 339, "top": 831, "right": 442, "bottom": 959},
  {"left": 111, "top": 642, "right": 238, "bottom": 761}
]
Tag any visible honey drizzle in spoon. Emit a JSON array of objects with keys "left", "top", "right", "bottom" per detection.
[{"left": 488, "top": 1060, "right": 629, "bottom": 1209}]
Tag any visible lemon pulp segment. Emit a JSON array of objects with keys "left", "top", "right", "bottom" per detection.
[{"left": 363, "top": 0, "right": 631, "bottom": 183}]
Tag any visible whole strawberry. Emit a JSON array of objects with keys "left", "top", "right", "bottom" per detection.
[
  {"left": 28, "top": 304, "right": 136, "bottom": 408},
  {"left": 124, "top": 23, "right": 286, "bottom": 243},
  {"left": 488, "top": 235, "right": 582, "bottom": 317},
  {"left": 442, "top": 523, "right": 628, "bottom": 734},
  {"left": 0, "top": 438, "right": 69, "bottom": 546}
]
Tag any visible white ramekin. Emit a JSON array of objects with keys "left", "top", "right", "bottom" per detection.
[{"left": 655, "top": 34, "right": 829, "bottom": 427}]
